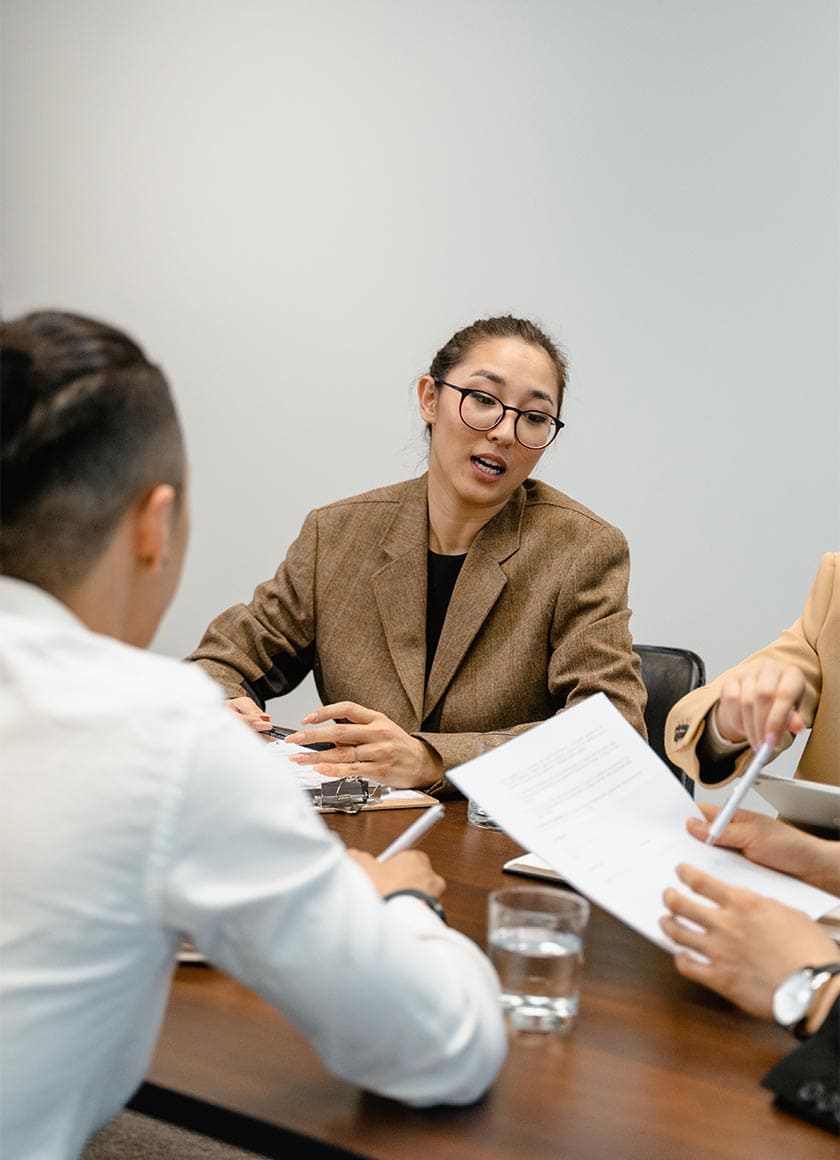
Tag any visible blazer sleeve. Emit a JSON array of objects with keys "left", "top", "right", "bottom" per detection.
[
  {"left": 415, "top": 522, "right": 647, "bottom": 777},
  {"left": 761, "top": 996, "right": 840, "bottom": 1134},
  {"left": 664, "top": 554, "right": 831, "bottom": 788},
  {"left": 545, "top": 522, "right": 647, "bottom": 731},
  {"left": 187, "top": 511, "right": 319, "bottom": 705}
]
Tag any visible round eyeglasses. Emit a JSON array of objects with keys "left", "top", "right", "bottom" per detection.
[{"left": 435, "top": 381, "right": 564, "bottom": 450}]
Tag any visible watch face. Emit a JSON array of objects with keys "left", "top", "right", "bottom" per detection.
[{"left": 773, "top": 969, "right": 814, "bottom": 1026}]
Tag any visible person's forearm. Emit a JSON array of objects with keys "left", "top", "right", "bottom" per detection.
[
  {"left": 189, "top": 610, "right": 314, "bottom": 706},
  {"left": 796, "top": 835, "right": 840, "bottom": 895},
  {"left": 414, "top": 721, "right": 540, "bottom": 784},
  {"left": 410, "top": 738, "right": 444, "bottom": 792},
  {"left": 189, "top": 515, "right": 318, "bottom": 703}
]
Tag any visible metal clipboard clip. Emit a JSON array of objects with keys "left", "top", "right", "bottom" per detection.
[{"left": 307, "top": 777, "right": 387, "bottom": 814}]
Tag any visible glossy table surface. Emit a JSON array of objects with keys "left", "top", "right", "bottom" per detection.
[{"left": 141, "top": 801, "right": 835, "bottom": 1159}]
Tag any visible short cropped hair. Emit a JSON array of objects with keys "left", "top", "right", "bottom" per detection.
[{"left": 1, "top": 311, "right": 184, "bottom": 593}]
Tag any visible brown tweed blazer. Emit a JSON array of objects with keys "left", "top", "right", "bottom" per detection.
[
  {"left": 665, "top": 551, "right": 839, "bottom": 788},
  {"left": 189, "top": 475, "right": 647, "bottom": 778}
]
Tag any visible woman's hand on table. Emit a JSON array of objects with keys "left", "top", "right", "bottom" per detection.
[
  {"left": 284, "top": 701, "right": 444, "bottom": 789},
  {"left": 347, "top": 849, "right": 446, "bottom": 899}
]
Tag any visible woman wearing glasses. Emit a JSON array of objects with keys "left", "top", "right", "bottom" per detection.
[{"left": 190, "top": 315, "right": 646, "bottom": 792}]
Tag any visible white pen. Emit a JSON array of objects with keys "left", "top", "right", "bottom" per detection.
[
  {"left": 376, "top": 803, "right": 445, "bottom": 862},
  {"left": 705, "top": 738, "right": 776, "bottom": 845}
]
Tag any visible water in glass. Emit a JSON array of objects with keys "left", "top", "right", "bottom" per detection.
[{"left": 489, "top": 925, "right": 583, "bottom": 1031}]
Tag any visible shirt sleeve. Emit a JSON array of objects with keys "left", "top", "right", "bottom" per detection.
[{"left": 147, "top": 708, "right": 507, "bottom": 1107}]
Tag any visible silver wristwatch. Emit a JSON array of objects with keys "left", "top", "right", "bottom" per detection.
[{"left": 772, "top": 962, "right": 840, "bottom": 1038}]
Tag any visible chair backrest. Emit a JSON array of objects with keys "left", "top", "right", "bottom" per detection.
[{"left": 633, "top": 645, "right": 706, "bottom": 796}]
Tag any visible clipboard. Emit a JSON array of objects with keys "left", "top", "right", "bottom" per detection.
[
  {"left": 266, "top": 741, "right": 439, "bottom": 814},
  {"left": 308, "top": 777, "right": 438, "bottom": 814}
]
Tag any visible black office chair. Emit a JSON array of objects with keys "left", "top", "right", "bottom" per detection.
[{"left": 633, "top": 645, "right": 706, "bottom": 797}]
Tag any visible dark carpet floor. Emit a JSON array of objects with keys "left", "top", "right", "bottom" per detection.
[{"left": 81, "top": 1110, "right": 265, "bottom": 1159}]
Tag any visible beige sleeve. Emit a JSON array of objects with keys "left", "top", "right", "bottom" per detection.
[{"left": 664, "top": 554, "right": 830, "bottom": 787}]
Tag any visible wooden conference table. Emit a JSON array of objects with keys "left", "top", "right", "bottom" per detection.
[{"left": 133, "top": 801, "right": 834, "bottom": 1160}]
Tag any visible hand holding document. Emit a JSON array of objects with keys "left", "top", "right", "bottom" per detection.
[
  {"left": 447, "top": 695, "right": 839, "bottom": 951},
  {"left": 705, "top": 737, "right": 775, "bottom": 845}
]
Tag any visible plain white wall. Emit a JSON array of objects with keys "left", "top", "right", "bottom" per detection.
[{"left": 2, "top": 1, "right": 838, "bottom": 784}]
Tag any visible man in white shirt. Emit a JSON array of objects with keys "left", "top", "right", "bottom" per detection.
[{"left": 0, "top": 311, "right": 506, "bottom": 1160}]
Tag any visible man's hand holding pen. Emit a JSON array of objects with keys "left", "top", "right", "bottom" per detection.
[{"left": 348, "top": 849, "right": 446, "bottom": 900}]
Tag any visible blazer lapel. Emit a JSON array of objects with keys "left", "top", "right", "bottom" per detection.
[
  {"left": 373, "top": 477, "right": 429, "bottom": 723},
  {"left": 423, "top": 486, "right": 525, "bottom": 722}
]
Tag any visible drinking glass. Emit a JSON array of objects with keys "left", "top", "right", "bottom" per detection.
[
  {"left": 488, "top": 885, "right": 590, "bottom": 1033},
  {"left": 467, "top": 799, "right": 502, "bottom": 829}
]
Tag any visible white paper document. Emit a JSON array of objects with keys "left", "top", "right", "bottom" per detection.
[
  {"left": 448, "top": 694, "right": 839, "bottom": 950},
  {"left": 267, "top": 738, "right": 328, "bottom": 788}
]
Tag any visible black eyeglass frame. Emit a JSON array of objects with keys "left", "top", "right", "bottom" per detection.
[{"left": 433, "top": 380, "right": 564, "bottom": 449}]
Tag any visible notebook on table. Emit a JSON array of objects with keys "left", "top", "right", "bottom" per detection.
[{"left": 503, "top": 851, "right": 570, "bottom": 884}]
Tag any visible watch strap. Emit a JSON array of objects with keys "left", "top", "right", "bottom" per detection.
[
  {"left": 383, "top": 888, "right": 447, "bottom": 924},
  {"left": 784, "top": 962, "right": 840, "bottom": 1039}
]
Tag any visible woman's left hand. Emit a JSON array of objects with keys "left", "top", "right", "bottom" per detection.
[{"left": 283, "top": 701, "right": 443, "bottom": 789}]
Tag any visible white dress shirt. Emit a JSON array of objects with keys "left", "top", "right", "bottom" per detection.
[{"left": 0, "top": 578, "right": 505, "bottom": 1160}]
